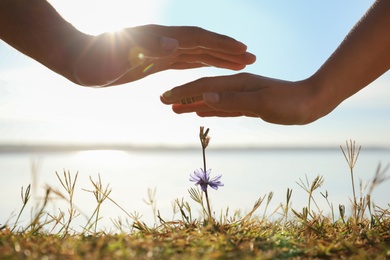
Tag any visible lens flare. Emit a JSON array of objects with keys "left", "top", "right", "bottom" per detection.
[
  {"left": 143, "top": 63, "right": 154, "bottom": 73},
  {"left": 128, "top": 47, "right": 145, "bottom": 65}
]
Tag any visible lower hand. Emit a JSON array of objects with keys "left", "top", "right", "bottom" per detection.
[{"left": 161, "top": 73, "right": 324, "bottom": 125}]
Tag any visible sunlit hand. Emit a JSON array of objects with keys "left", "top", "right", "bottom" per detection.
[
  {"left": 161, "top": 73, "right": 328, "bottom": 125},
  {"left": 74, "top": 25, "right": 256, "bottom": 86}
]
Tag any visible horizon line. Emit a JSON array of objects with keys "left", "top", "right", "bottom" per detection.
[{"left": 1, "top": 142, "right": 390, "bottom": 153}]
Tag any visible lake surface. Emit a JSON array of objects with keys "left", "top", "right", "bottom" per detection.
[{"left": 1, "top": 147, "right": 389, "bottom": 232}]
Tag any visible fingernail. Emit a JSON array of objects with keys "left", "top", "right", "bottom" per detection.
[
  {"left": 203, "top": 92, "right": 220, "bottom": 103},
  {"left": 160, "top": 37, "right": 178, "bottom": 52},
  {"left": 162, "top": 90, "right": 172, "bottom": 98}
]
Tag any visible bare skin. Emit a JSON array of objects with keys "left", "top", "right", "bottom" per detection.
[
  {"left": 0, "top": 0, "right": 256, "bottom": 87},
  {"left": 161, "top": 0, "right": 390, "bottom": 125}
]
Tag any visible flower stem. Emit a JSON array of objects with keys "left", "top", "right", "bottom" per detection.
[
  {"left": 202, "top": 146, "right": 207, "bottom": 174},
  {"left": 199, "top": 126, "right": 212, "bottom": 220},
  {"left": 202, "top": 143, "right": 212, "bottom": 219},
  {"left": 205, "top": 189, "right": 212, "bottom": 220}
]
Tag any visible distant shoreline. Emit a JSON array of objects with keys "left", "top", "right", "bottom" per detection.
[{"left": 1, "top": 143, "right": 390, "bottom": 154}]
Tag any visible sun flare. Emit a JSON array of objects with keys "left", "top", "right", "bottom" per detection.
[
  {"left": 75, "top": 150, "right": 130, "bottom": 167},
  {"left": 48, "top": 0, "right": 167, "bottom": 35}
]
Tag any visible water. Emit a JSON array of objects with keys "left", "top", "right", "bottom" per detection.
[{"left": 1, "top": 147, "right": 389, "bottom": 232}]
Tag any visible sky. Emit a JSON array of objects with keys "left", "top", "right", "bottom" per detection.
[{"left": 1, "top": 0, "right": 389, "bottom": 148}]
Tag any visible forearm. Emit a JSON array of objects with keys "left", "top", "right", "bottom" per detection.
[
  {"left": 0, "top": 0, "right": 89, "bottom": 83},
  {"left": 310, "top": 0, "right": 390, "bottom": 118}
]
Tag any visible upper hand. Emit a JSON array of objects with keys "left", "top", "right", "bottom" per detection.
[{"left": 74, "top": 25, "right": 256, "bottom": 86}]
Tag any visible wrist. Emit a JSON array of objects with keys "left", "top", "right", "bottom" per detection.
[{"left": 304, "top": 74, "right": 341, "bottom": 124}]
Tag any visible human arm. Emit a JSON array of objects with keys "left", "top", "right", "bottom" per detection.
[
  {"left": 0, "top": 0, "right": 256, "bottom": 87},
  {"left": 161, "top": 0, "right": 390, "bottom": 125}
]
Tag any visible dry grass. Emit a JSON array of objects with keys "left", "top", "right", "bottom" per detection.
[{"left": 1, "top": 138, "right": 390, "bottom": 259}]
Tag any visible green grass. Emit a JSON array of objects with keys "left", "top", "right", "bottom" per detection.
[{"left": 1, "top": 138, "right": 390, "bottom": 259}]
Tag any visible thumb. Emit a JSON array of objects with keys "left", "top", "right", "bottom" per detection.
[
  {"left": 203, "top": 92, "right": 246, "bottom": 112},
  {"left": 203, "top": 92, "right": 260, "bottom": 117}
]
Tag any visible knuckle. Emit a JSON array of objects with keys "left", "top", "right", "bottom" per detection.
[
  {"left": 236, "top": 72, "right": 252, "bottom": 78},
  {"left": 190, "top": 26, "right": 203, "bottom": 33}
]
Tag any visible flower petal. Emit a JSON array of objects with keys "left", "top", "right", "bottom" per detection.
[
  {"left": 210, "top": 175, "right": 222, "bottom": 182},
  {"left": 189, "top": 173, "right": 200, "bottom": 183},
  {"left": 205, "top": 169, "right": 212, "bottom": 179},
  {"left": 209, "top": 181, "right": 224, "bottom": 190},
  {"left": 194, "top": 169, "right": 206, "bottom": 180},
  {"left": 189, "top": 168, "right": 223, "bottom": 192}
]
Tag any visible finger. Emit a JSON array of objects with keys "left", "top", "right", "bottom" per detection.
[
  {"left": 172, "top": 52, "right": 256, "bottom": 68},
  {"left": 153, "top": 52, "right": 253, "bottom": 72},
  {"left": 198, "top": 110, "right": 259, "bottom": 118},
  {"left": 171, "top": 101, "right": 257, "bottom": 117},
  {"left": 149, "top": 55, "right": 243, "bottom": 72},
  {"left": 135, "top": 42, "right": 256, "bottom": 72},
  {"left": 161, "top": 73, "right": 256, "bottom": 104},
  {"left": 203, "top": 91, "right": 261, "bottom": 116},
  {"left": 168, "top": 59, "right": 246, "bottom": 71},
  {"left": 171, "top": 95, "right": 259, "bottom": 117},
  {"left": 197, "top": 111, "right": 245, "bottom": 117},
  {"left": 171, "top": 101, "right": 244, "bottom": 117},
  {"left": 172, "top": 48, "right": 256, "bottom": 65},
  {"left": 172, "top": 102, "right": 210, "bottom": 113}
]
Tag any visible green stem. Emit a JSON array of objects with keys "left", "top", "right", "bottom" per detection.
[
  {"left": 202, "top": 140, "right": 211, "bottom": 219},
  {"left": 12, "top": 203, "right": 27, "bottom": 232},
  {"left": 202, "top": 146, "right": 206, "bottom": 172},
  {"left": 205, "top": 189, "right": 212, "bottom": 220},
  {"left": 350, "top": 167, "right": 357, "bottom": 220}
]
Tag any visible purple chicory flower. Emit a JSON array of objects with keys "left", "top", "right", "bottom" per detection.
[{"left": 190, "top": 168, "right": 224, "bottom": 192}]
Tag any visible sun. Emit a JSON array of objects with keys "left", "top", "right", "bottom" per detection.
[
  {"left": 74, "top": 149, "right": 130, "bottom": 168},
  {"left": 48, "top": 0, "right": 167, "bottom": 35}
]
